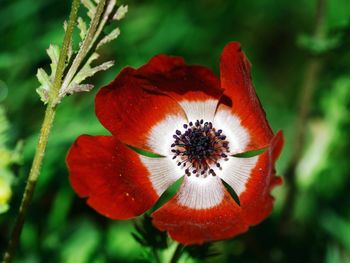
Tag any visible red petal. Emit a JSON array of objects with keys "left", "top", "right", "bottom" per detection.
[
  {"left": 152, "top": 132, "right": 284, "bottom": 244},
  {"left": 95, "top": 67, "right": 186, "bottom": 153},
  {"left": 66, "top": 135, "right": 158, "bottom": 219},
  {"left": 220, "top": 42, "right": 273, "bottom": 150},
  {"left": 240, "top": 131, "right": 284, "bottom": 225},
  {"left": 152, "top": 177, "right": 248, "bottom": 245},
  {"left": 137, "top": 55, "right": 223, "bottom": 103}
]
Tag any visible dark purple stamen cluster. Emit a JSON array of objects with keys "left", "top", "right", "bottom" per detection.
[{"left": 171, "top": 119, "right": 229, "bottom": 177}]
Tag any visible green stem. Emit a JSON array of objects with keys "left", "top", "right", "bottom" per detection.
[
  {"left": 152, "top": 248, "right": 161, "bottom": 263},
  {"left": 2, "top": 1, "right": 80, "bottom": 262},
  {"left": 280, "top": 0, "right": 326, "bottom": 229},
  {"left": 2, "top": 106, "right": 56, "bottom": 263},
  {"left": 50, "top": 0, "right": 81, "bottom": 103},
  {"left": 60, "top": 0, "right": 106, "bottom": 99},
  {"left": 169, "top": 244, "right": 184, "bottom": 263}
]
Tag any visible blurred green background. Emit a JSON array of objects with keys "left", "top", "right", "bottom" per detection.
[{"left": 1, "top": 0, "right": 350, "bottom": 262}]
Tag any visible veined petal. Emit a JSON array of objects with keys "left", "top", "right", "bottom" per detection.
[
  {"left": 66, "top": 135, "right": 159, "bottom": 219},
  {"left": 215, "top": 131, "right": 283, "bottom": 224},
  {"left": 216, "top": 156, "right": 259, "bottom": 197},
  {"left": 67, "top": 42, "right": 284, "bottom": 247},
  {"left": 152, "top": 176, "right": 247, "bottom": 244},
  {"left": 219, "top": 42, "right": 273, "bottom": 151},
  {"left": 239, "top": 131, "right": 284, "bottom": 225},
  {"left": 177, "top": 175, "right": 225, "bottom": 210},
  {"left": 139, "top": 156, "right": 183, "bottom": 196},
  {"left": 179, "top": 99, "right": 218, "bottom": 123},
  {"left": 136, "top": 55, "right": 223, "bottom": 122},
  {"left": 147, "top": 100, "right": 220, "bottom": 153},
  {"left": 95, "top": 67, "right": 186, "bottom": 155},
  {"left": 146, "top": 113, "right": 187, "bottom": 156},
  {"left": 152, "top": 132, "right": 284, "bottom": 244},
  {"left": 213, "top": 107, "right": 250, "bottom": 154},
  {"left": 137, "top": 55, "right": 222, "bottom": 100}
]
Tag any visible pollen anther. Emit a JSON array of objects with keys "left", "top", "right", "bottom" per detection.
[{"left": 171, "top": 119, "right": 229, "bottom": 177}]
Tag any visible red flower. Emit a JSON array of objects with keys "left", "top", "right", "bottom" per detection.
[{"left": 66, "top": 42, "right": 284, "bottom": 245}]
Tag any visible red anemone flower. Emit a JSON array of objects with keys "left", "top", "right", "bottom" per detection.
[{"left": 66, "top": 42, "right": 284, "bottom": 245}]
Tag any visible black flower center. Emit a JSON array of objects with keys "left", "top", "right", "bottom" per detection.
[{"left": 171, "top": 119, "right": 229, "bottom": 177}]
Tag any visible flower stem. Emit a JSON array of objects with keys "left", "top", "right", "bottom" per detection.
[
  {"left": 59, "top": 0, "right": 106, "bottom": 99},
  {"left": 169, "top": 243, "right": 184, "bottom": 263},
  {"left": 280, "top": 0, "right": 326, "bottom": 230},
  {"left": 2, "top": 0, "right": 80, "bottom": 262},
  {"left": 2, "top": 106, "right": 56, "bottom": 263},
  {"left": 50, "top": 0, "right": 81, "bottom": 103},
  {"left": 152, "top": 248, "right": 161, "bottom": 263}
]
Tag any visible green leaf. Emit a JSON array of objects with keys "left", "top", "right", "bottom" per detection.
[
  {"left": 97, "top": 27, "right": 120, "bottom": 49},
  {"left": 77, "top": 17, "right": 88, "bottom": 40},
  {"left": 127, "top": 145, "right": 163, "bottom": 158},
  {"left": 297, "top": 34, "right": 341, "bottom": 55},
  {"left": 132, "top": 215, "right": 168, "bottom": 249},
  {"left": 47, "top": 44, "right": 60, "bottom": 76},
  {"left": 184, "top": 243, "right": 220, "bottom": 261},
  {"left": 150, "top": 177, "right": 183, "bottom": 212},
  {"left": 81, "top": 0, "right": 96, "bottom": 19},
  {"left": 113, "top": 5, "right": 128, "bottom": 21},
  {"left": 36, "top": 44, "right": 60, "bottom": 103},
  {"left": 36, "top": 68, "right": 51, "bottom": 103},
  {"left": 222, "top": 180, "right": 240, "bottom": 206},
  {"left": 232, "top": 147, "right": 266, "bottom": 158}
]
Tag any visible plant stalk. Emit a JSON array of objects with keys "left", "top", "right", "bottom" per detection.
[
  {"left": 280, "top": 0, "right": 326, "bottom": 229},
  {"left": 2, "top": 0, "right": 80, "bottom": 262},
  {"left": 169, "top": 244, "right": 184, "bottom": 263},
  {"left": 59, "top": 0, "right": 106, "bottom": 98},
  {"left": 2, "top": 105, "right": 56, "bottom": 263},
  {"left": 50, "top": 0, "right": 81, "bottom": 103},
  {"left": 152, "top": 248, "right": 161, "bottom": 263}
]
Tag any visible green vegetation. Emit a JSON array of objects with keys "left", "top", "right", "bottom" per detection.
[{"left": 0, "top": 0, "right": 350, "bottom": 262}]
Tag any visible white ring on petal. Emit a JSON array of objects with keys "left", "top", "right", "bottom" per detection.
[
  {"left": 139, "top": 156, "right": 184, "bottom": 196},
  {"left": 214, "top": 156, "right": 259, "bottom": 196},
  {"left": 177, "top": 175, "right": 225, "bottom": 209},
  {"left": 213, "top": 108, "right": 250, "bottom": 154},
  {"left": 146, "top": 113, "right": 187, "bottom": 156},
  {"left": 179, "top": 99, "right": 218, "bottom": 123}
]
